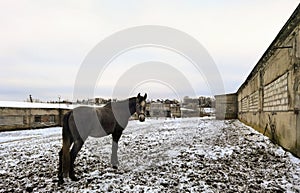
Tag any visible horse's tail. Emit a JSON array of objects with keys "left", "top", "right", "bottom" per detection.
[{"left": 62, "top": 111, "right": 72, "bottom": 177}]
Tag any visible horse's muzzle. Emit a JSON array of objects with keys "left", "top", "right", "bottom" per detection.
[{"left": 138, "top": 114, "right": 145, "bottom": 122}]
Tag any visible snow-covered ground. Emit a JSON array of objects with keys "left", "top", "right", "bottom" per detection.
[{"left": 0, "top": 117, "right": 299, "bottom": 192}]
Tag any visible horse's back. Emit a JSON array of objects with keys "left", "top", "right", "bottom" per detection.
[{"left": 70, "top": 106, "right": 116, "bottom": 138}]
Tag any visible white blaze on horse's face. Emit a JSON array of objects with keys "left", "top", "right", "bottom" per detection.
[{"left": 137, "top": 100, "right": 146, "bottom": 122}]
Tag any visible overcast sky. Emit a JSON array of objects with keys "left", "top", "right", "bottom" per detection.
[{"left": 0, "top": 1, "right": 299, "bottom": 101}]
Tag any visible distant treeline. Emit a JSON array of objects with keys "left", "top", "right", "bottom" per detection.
[{"left": 25, "top": 96, "right": 215, "bottom": 108}]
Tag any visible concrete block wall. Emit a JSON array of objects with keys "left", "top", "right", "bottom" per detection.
[
  {"left": 237, "top": 4, "right": 300, "bottom": 157},
  {"left": 263, "top": 73, "right": 289, "bottom": 111}
]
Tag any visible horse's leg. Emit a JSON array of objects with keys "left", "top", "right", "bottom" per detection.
[
  {"left": 111, "top": 130, "right": 123, "bottom": 169},
  {"left": 58, "top": 111, "right": 73, "bottom": 185},
  {"left": 69, "top": 138, "right": 84, "bottom": 181},
  {"left": 58, "top": 148, "right": 63, "bottom": 179},
  {"left": 58, "top": 135, "right": 72, "bottom": 185}
]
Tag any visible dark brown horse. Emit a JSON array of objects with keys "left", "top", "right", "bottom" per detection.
[{"left": 58, "top": 93, "right": 147, "bottom": 184}]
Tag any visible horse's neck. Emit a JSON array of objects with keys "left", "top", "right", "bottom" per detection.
[
  {"left": 105, "top": 97, "right": 136, "bottom": 116},
  {"left": 128, "top": 97, "right": 136, "bottom": 115}
]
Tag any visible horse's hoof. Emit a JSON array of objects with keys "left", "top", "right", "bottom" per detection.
[
  {"left": 112, "top": 166, "right": 118, "bottom": 170},
  {"left": 70, "top": 175, "right": 79, "bottom": 181},
  {"left": 58, "top": 178, "right": 64, "bottom": 185},
  {"left": 70, "top": 177, "right": 79, "bottom": 181}
]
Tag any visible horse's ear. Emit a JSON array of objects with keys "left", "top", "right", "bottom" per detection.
[
  {"left": 144, "top": 93, "right": 147, "bottom": 100},
  {"left": 137, "top": 93, "right": 141, "bottom": 98}
]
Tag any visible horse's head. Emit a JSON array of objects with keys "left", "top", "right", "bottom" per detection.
[{"left": 136, "top": 93, "right": 147, "bottom": 122}]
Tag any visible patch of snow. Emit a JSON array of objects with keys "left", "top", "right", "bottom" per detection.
[
  {"left": 180, "top": 107, "right": 194, "bottom": 111},
  {"left": 288, "top": 152, "right": 300, "bottom": 164},
  {"left": 0, "top": 101, "right": 105, "bottom": 109},
  {"left": 205, "top": 146, "right": 234, "bottom": 160},
  {"left": 0, "top": 101, "right": 73, "bottom": 109}
]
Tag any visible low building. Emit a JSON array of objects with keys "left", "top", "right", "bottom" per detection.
[
  {"left": 0, "top": 101, "right": 70, "bottom": 131},
  {"left": 215, "top": 93, "right": 238, "bottom": 119},
  {"left": 149, "top": 102, "right": 169, "bottom": 117},
  {"left": 170, "top": 104, "right": 181, "bottom": 118},
  {"left": 149, "top": 100, "right": 181, "bottom": 118}
]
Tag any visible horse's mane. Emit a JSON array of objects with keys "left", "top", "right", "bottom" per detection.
[{"left": 103, "top": 97, "right": 136, "bottom": 109}]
